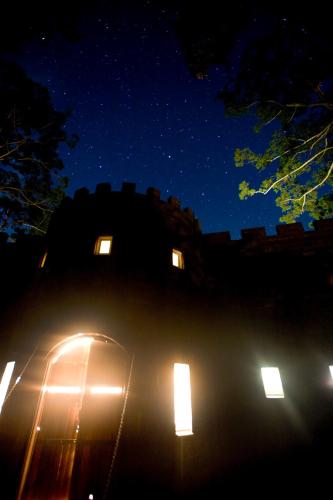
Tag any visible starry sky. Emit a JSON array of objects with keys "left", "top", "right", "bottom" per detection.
[{"left": 14, "top": 3, "right": 284, "bottom": 238}]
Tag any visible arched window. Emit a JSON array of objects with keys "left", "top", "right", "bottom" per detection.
[{"left": 18, "top": 333, "right": 131, "bottom": 500}]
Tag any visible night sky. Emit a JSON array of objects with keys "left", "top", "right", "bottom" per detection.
[{"left": 14, "top": 4, "right": 284, "bottom": 238}]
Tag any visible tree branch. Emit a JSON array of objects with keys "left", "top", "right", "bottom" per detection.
[
  {"left": 266, "top": 100, "right": 333, "bottom": 111},
  {"left": 16, "top": 222, "right": 47, "bottom": 234},
  {"left": 252, "top": 122, "right": 332, "bottom": 165},
  {"left": 262, "top": 110, "right": 282, "bottom": 126},
  {"left": 254, "top": 146, "right": 333, "bottom": 195},
  {"left": 0, "top": 141, "right": 25, "bottom": 160},
  {"left": 286, "top": 161, "right": 333, "bottom": 212},
  {"left": 0, "top": 185, "right": 53, "bottom": 211}
]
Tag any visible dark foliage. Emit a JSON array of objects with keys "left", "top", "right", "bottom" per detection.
[
  {"left": 0, "top": 2, "right": 92, "bottom": 233},
  {"left": 0, "top": 60, "right": 78, "bottom": 233},
  {"left": 176, "top": 1, "right": 333, "bottom": 222}
]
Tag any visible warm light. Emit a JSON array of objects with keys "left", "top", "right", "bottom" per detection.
[
  {"left": 42, "top": 385, "right": 123, "bottom": 395},
  {"left": 89, "top": 386, "right": 123, "bottom": 395},
  {"left": 174, "top": 363, "right": 193, "bottom": 436},
  {"left": 261, "top": 367, "right": 284, "bottom": 398},
  {"left": 43, "top": 386, "right": 82, "bottom": 394},
  {"left": 36, "top": 426, "right": 41, "bottom": 432},
  {"left": 52, "top": 336, "right": 93, "bottom": 364},
  {"left": 39, "top": 251, "right": 48, "bottom": 269},
  {"left": 88, "top": 495, "right": 94, "bottom": 500},
  {"left": 0, "top": 361, "right": 15, "bottom": 414},
  {"left": 172, "top": 249, "right": 184, "bottom": 269},
  {"left": 329, "top": 366, "right": 333, "bottom": 380},
  {"left": 94, "top": 236, "right": 112, "bottom": 255}
]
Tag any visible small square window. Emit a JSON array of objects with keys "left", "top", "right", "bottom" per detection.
[
  {"left": 94, "top": 236, "right": 112, "bottom": 255},
  {"left": 172, "top": 249, "right": 184, "bottom": 269}
]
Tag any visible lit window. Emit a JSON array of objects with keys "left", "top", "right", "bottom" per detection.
[
  {"left": 261, "top": 367, "right": 284, "bottom": 398},
  {"left": 174, "top": 363, "right": 193, "bottom": 436},
  {"left": 329, "top": 366, "right": 333, "bottom": 380},
  {"left": 172, "top": 249, "right": 184, "bottom": 269},
  {"left": 94, "top": 236, "right": 112, "bottom": 255},
  {"left": 39, "top": 251, "right": 48, "bottom": 269},
  {"left": 0, "top": 361, "right": 15, "bottom": 414}
]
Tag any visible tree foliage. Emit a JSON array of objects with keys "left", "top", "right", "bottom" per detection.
[
  {"left": 0, "top": 61, "right": 77, "bottom": 233},
  {"left": 176, "top": 1, "right": 333, "bottom": 222},
  {"left": 0, "top": 3, "right": 89, "bottom": 234}
]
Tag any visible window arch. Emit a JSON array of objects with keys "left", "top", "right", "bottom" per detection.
[{"left": 18, "top": 333, "right": 131, "bottom": 500}]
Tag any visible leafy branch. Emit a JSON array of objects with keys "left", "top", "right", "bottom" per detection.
[{"left": 235, "top": 97, "right": 333, "bottom": 222}]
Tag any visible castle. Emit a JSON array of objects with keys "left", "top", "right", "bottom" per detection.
[{"left": 0, "top": 182, "right": 333, "bottom": 499}]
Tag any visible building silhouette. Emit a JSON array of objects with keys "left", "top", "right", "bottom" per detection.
[{"left": 0, "top": 182, "right": 333, "bottom": 499}]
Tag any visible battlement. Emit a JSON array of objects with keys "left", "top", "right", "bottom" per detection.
[
  {"left": 66, "top": 182, "right": 200, "bottom": 230},
  {"left": 206, "top": 219, "right": 333, "bottom": 242},
  {"left": 204, "top": 218, "right": 333, "bottom": 256},
  {"left": 61, "top": 182, "right": 333, "bottom": 248},
  {"left": 1, "top": 183, "right": 332, "bottom": 292}
]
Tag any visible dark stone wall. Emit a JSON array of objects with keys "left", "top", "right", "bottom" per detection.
[{"left": 0, "top": 184, "right": 333, "bottom": 498}]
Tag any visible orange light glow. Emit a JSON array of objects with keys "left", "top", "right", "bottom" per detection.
[
  {"left": 43, "top": 385, "right": 123, "bottom": 395},
  {"left": 18, "top": 333, "right": 130, "bottom": 500},
  {"left": 89, "top": 386, "right": 123, "bottom": 395},
  {"left": 39, "top": 251, "right": 48, "bottom": 269},
  {"left": 43, "top": 385, "right": 82, "bottom": 394},
  {"left": 94, "top": 236, "right": 112, "bottom": 255},
  {"left": 52, "top": 336, "right": 93, "bottom": 364}
]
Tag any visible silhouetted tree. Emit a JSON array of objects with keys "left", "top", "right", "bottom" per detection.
[
  {"left": 0, "top": 60, "right": 78, "bottom": 233},
  {"left": 0, "top": 3, "right": 91, "bottom": 233},
  {"left": 176, "top": 1, "right": 333, "bottom": 222}
]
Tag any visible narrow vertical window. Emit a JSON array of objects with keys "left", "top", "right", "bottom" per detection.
[
  {"left": 174, "top": 363, "right": 193, "bottom": 436},
  {"left": 329, "top": 366, "right": 333, "bottom": 380},
  {"left": 172, "top": 249, "right": 184, "bottom": 269},
  {"left": 94, "top": 236, "right": 113, "bottom": 255},
  {"left": 39, "top": 251, "right": 48, "bottom": 269},
  {"left": 261, "top": 367, "right": 284, "bottom": 398},
  {"left": 0, "top": 361, "right": 15, "bottom": 414}
]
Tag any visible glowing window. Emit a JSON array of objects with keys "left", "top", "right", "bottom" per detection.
[
  {"left": 172, "top": 249, "right": 184, "bottom": 269},
  {"left": 39, "top": 251, "right": 48, "bottom": 269},
  {"left": 94, "top": 236, "right": 112, "bottom": 255},
  {"left": 261, "top": 367, "right": 284, "bottom": 398},
  {"left": 0, "top": 361, "right": 15, "bottom": 414},
  {"left": 329, "top": 366, "right": 333, "bottom": 380},
  {"left": 18, "top": 333, "right": 130, "bottom": 499},
  {"left": 174, "top": 363, "right": 193, "bottom": 436}
]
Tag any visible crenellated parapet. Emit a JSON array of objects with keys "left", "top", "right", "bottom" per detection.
[
  {"left": 57, "top": 182, "right": 201, "bottom": 233},
  {"left": 45, "top": 182, "right": 204, "bottom": 286},
  {"left": 2, "top": 181, "right": 332, "bottom": 292},
  {"left": 204, "top": 219, "right": 333, "bottom": 257}
]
